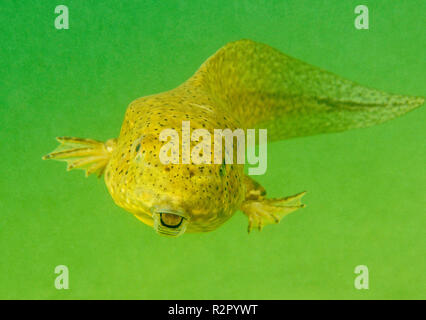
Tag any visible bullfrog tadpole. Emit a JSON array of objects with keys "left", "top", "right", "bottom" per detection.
[{"left": 43, "top": 40, "right": 424, "bottom": 237}]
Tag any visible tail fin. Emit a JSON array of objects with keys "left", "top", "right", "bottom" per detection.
[
  {"left": 42, "top": 137, "right": 116, "bottom": 177},
  {"left": 192, "top": 39, "right": 424, "bottom": 141}
]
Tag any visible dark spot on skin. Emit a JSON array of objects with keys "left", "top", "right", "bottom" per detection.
[{"left": 219, "top": 160, "right": 226, "bottom": 177}]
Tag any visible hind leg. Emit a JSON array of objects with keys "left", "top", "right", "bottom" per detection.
[{"left": 241, "top": 176, "right": 306, "bottom": 233}]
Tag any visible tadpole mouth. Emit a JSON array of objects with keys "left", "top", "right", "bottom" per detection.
[{"left": 160, "top": 213, "right": 184, "bottom": 228}]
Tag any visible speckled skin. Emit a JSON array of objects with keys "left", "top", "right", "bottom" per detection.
[
  {"left": 44, "top": 40, "right": 423, "bottom": 236},
  {"left": 105, "top": 85, "right": 246, "bottom": 233}
]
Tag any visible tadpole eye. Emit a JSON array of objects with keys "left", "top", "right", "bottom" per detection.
[
  {"left": 160, "top": 213, "right": 184, "bottom": 228},
  {"left": 152, "top": 209, "right": 189, "bottom": 237}
]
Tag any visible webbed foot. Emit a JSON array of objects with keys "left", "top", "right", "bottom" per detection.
[{"left": 241, "top": 191, "right": 306, "bottom": 233}]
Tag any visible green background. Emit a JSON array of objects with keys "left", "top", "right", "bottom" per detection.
[{"left": 0, "top": 0, "right": 424, "bottom": 299}]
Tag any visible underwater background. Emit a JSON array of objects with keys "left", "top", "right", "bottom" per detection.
[{"left": 0, "top": 0, "right": 424, "bottom": 299}]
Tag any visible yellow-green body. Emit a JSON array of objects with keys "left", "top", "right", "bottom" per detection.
[
  {"left": 43, "top": 40, "right": 423, "bottom": 237},
  {"left": 105, "top": 87, "right": 246, "bottom": 233}
]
